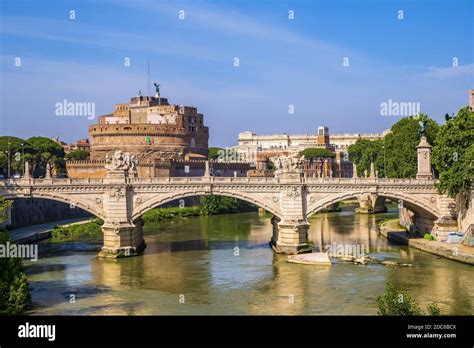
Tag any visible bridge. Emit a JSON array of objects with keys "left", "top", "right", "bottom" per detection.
[{"left": 0, "top": 169, "right": 458, "bottom": 258}]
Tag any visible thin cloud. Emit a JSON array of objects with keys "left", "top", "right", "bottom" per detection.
[{"left": 417, "top": 64, "right": 474, "bottom": 79}]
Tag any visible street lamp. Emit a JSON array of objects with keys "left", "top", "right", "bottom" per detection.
[
  {"left": 7, "top": 139, "right": 11, "bottom": 179},
  {"left": 383, "top": 138, "right": 387, "bottom": 178},
  {"left": 21, "top": 143, "right": 25, "bottom": 177}
]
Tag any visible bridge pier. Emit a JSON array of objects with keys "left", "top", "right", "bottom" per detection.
[
  {"left": 99, "top": 218, "right": 145, "bottom": 258},
  {"left": 356, "top": 194, "right": 387, "bottom": 214},
  {"left": 270, "top": 216, "right": 311, "bottom": 254},
  {"left": 432, "top": 196, "right": 458, "bottom": 241}
]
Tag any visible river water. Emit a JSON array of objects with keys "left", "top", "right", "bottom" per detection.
[{"left": 26, "top": 206, "right": 473, "bottom": 315}]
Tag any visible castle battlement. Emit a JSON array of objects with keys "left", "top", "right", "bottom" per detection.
[{"left": 88, "top": 93, "right": 209, "bottom": 161}]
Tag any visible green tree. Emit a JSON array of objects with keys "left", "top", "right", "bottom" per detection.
[
  {"left": 65, "top": 150, "right": 90, "bottom": 161},
  {"left": 0, "top": 136, "right": 30, "bottom": 177},
  {"left": 432, "top": 107, "right": 474, "bottom": 197},
  {"left": 299, "top": 148, "right": 336, "bottom": 159},
  {"left": 27, "top": 137, "right": 65, "bottom": 177},
  {"left": 377, "top": 282, "right": 440, "bottom": 316},
  {"left": 0, "top": 197, "right": 12, "bottom": 224},
  {"left": 7, "top": 273, "right": 30, "bottom": 314},
  {"left": 348, "top": 139, "right": 384, "bottom": 177},
  {"left": 384, "top": 115, "right": 439, "bottom": 178},
  {"left": 208, "top": 147, "right": 224, "bottom": 160},
  {"left": 267, "top": 159, "right": 275, "bottom": 172},
  {"left": 200, "top": 195, "right": 256, "bottom": 215},
  {"left": 0, "top": 198, "right": 31, "bottom": 315}
]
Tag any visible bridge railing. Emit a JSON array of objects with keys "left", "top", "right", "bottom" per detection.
[
  {"left": 0, "top": 178, "right": 107, "bottom": 185},
  {"left": 126, "top": 176, "right": 280, "bottom": 184},
  {"left": 303, "top": 177, "right": 437, "bottom": 185},
  {"left": 0, "top": 176, "right": 437, "bottom": 186}
]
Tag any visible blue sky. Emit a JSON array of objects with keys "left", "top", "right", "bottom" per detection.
[{"left": 1, "top": 0, "right": 473, "bottom": 146}]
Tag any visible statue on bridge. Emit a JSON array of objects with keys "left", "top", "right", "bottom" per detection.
[
  {"left": 105, "top": 150, "right": 138, "bottom": 177},
  {"left": 418, "top": 119, "right": 427, "bottom": 138},
  {"left": 270, "top": 153, "right": 305, "bottom": 177}
]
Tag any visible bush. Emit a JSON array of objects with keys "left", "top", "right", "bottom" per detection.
[
  {"left": 200, "top": 196, "right": 257, "bottom": 215},
  {"left": 426, "top": 303, "right": 441, "bottom": 316},
  {"left": 0, "top": 230, "right": 31, "bottom": 314},
  {"left": 377, "top": 282, "right": 440, "bottom": 316},
  {"left": 7, "top": 273, "right": 31, "bottom": 315},
  {"left": 423, "top": 233, "right": 436, "bottom": 241},
  {"left": 51, "top": 218, "right": 103, "bottom": 241},
  {"left": 142, "top": 207, "right": 201, "bottom": 223}
]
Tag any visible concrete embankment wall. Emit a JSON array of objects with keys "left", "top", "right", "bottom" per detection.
[
  {"left": 8, "top": 198, "right": 91, "bottom": 229},
  {"left": 379, "top": 219, "right": 474, "bottom": 265},
  {"left": 2, "top": 196, "right": 202, "bottom": 230},
  {"left": 457, "top": 189, "right": 473, "bottom": 234}
]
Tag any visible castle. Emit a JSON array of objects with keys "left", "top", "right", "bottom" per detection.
[
  {"left": 66, "top": 92, "right": 249, "bottom": 178},
  {"left": 88, "top": 94, "right": 208, "bottom": 161}
]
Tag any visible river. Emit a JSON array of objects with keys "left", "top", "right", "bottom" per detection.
[{"left": 25, "top": 205, "right": 473, "bottom": 315}]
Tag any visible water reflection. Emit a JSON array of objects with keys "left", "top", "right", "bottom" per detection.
[{"left": 26, "top": 208, "right": 473, "bottom": 315}]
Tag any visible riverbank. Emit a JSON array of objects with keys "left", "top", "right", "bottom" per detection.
[
  {"left": 50, "top": 218, "right": 103, "bottom": 242},
  {"left": 8, "top": 217, "right": 91, "bottom": 243},
  {"left": 379, "top": 219, "right": 474, "bottom": 265}
]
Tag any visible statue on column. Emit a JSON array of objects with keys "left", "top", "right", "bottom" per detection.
[
  {"left": 154, "top": 82, "right": 161, "bottom": 98},
  {"left": 418, "top": 119, "right": 427, "bottom": 138},
  {"left": 416, "top": 120, "right": 433, "bottom": 179},
  {"left": 45, "top": 163, "right": 51, "bottom": 178}
]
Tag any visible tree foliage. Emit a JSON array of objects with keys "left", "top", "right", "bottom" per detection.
[
  {"left": 65, "top": 150, "right": 90, "bottom": 161},
  {"left": 377, "top": 282, "right": 440, "bottom": 316},
  {"left": 384, "top": 115, "right": 439, "bottom": 178},
  {"left": 432, "top": 107, "right": 474, "bottom": 197},
  {"left": 349, "top": 115, "right": 439, "bottom": 179},
  {"left": 200, "top": 195, "right": 257, "bottom": 215},
  {"left": 27, "top": 137, "right": 65, "bottom": 177},
  {"left": 299, "top": 148, "right": 335, "bottom": 160},
  {"left": 208, "top": 147, "right": 224, "bottom": 160},
  {"left": 0, "top": 136, "right": 67, "bottom": 178},
  {"left": 0, "top": 136, "right": 30, "bottom": 176},
  {"left": 0, "top": 197, "right": 12, "bottom": 224},
  {"left": 0, "top": 229, "right": 31, "bottom": 315},
  {"left": 348, "top": 139, "right": 384, "bottom": 177},
  {"left": 267, "top": 159, "right": 275, "bottom": 171}
]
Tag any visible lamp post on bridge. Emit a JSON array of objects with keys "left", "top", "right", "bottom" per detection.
[
  {"left": 21, "top": 143, "right": 24, "bottom": 177},
  {"left": 7, "top": 139, "right": 11, "bottom": 179}
]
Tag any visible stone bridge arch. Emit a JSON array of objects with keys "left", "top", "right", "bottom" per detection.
[
  {"left": 306, "top": 190, "right": 439, "bottom": 221},
  {"left": 2, "top": 191, "right": 106, "bottom": 221},
  {"left": 132, "top": 189, "right": 283, "bottom": 221}
]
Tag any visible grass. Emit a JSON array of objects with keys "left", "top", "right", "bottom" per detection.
[
  {"left": 141, "top": 207, "right": 202, "bottom": 223},
  {"left": 51, "top": 218, "right": 103, "bottom": 241},
  {"left": 378, "top": 218, "right": 405, "bottom": 230}
]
